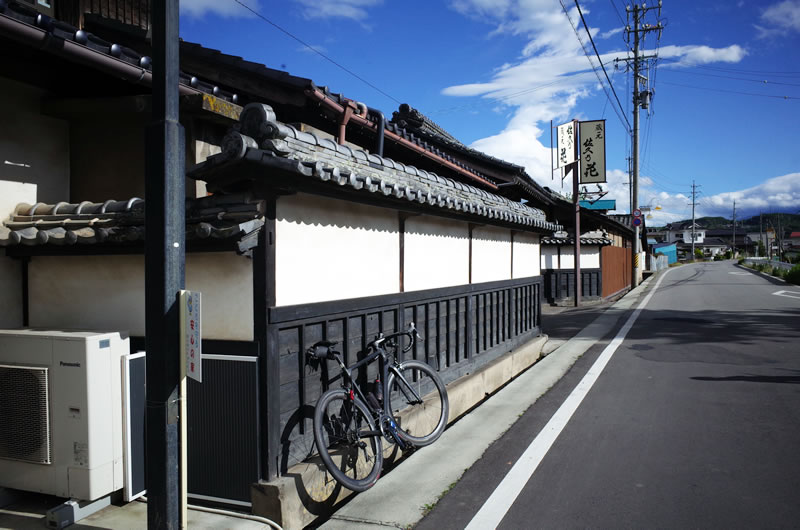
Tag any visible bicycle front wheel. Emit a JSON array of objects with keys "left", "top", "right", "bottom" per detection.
[
  {"left": 313, "top": 389, "right": 383, "bottom": 492},
  {"left": 385, "top": 359, "right": 449, "bottom": 447}
]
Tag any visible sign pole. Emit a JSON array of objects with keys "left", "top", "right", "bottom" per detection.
[{"left": 572, "top": 119, "right": 581, "bottom": 308}]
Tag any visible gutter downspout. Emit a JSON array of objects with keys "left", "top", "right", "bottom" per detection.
[
  {"left": 0, "top": 12, "right": 202, "bottom": 97},
  {"left": 367, "top": 107, "right": 385, "bottom": 157},
  {"left": 305, "top": 88, "right": 498, "bottom": 190}
]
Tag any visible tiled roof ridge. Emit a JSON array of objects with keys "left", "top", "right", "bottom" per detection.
[
  {"left": 0, "top": 0, "right": 238, "bottom": 103},
  {"left": 0, "top": 193, "right": 265, "bottom": 251},
  {"left": 389, "top": 104, "right": 527, "bottom": 174},
  {"left": 203, "top": 104, "right": 561, "bottom": 232},
  {"left": 541, "top": 237, "right": 613, "bottom": 246}
]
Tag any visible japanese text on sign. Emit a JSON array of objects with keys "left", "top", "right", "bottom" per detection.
[
  {"left": 579, "top": 120, "right": 606, "bottom": 184},
  {"left": 556, "top": 122, "right": 576, "bottom": 168},
  {"left": 180, "top": 290, "right": 202, "bottom": 383}
]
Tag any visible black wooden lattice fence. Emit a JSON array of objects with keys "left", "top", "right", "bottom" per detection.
[{"left": 268, "top": 276, "right": 543, "bottom": 471}]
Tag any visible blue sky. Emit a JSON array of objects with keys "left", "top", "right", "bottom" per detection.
[{"left": 179, "top": 0, "right": 800, "bottom": 225}]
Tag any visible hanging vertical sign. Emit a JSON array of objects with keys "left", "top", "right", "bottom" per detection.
[
  {"left": 179, "top": 290, "right": 202, "bottom": 383},
  {"left": 579, "top": 120, "right": 606, "bottom": 184},
  {"left": 556, "top": 121, "right": 576, "bottom": 168}
]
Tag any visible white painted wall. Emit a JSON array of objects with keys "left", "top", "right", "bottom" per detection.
[
  {"left": 275, "top": 193, "right": 399, "bottom": 306},
  {"left": 28, "top": 253, "right": 253, "bottom": 341},
  {"left": 512, "top": 232, "right": 540, "bottom": 278},
  {"left": 541, "top": 246, "right": 560, "bottom": 270},
  {"left": 404, "top": 215, "right": 469, "bottom": 292},
  {"left": 540, "top": 245, "right": 600, "bottom": 269},
  {"left": 582, "top": 246, "right": 601, "bottom": 268},
  {"left": 471, "top": 226, "right": 511, "bottom": 283}
]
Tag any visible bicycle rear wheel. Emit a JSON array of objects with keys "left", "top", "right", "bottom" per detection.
[
  {"left": 313, "top": 389, "right": 383, "bottom": 492},
  {"left": 385, "top": 360, "right": 449, "bottom": 447}
]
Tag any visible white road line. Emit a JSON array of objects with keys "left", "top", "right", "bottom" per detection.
[{"left": 465, "top": 270, "right": 673, "bottom": 530}]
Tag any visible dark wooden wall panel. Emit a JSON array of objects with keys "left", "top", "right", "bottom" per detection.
[{"left": 269, "top": 276, "right": 544, "bottom": 472}]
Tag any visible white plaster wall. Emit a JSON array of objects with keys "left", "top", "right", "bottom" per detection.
[
  {"left": 0, "top": 180, "right": 37, "bottom": 221},
  {"left": 539, "top": 246, "right": 600, "bottom": 269},
  {"left": 471, "top": 226, "right": 511, "bottom": 283},
  {"left": 583, "top": 246, "right": 601, "bottom": 268},
  {"left": 541, "top": 246, "right": 559, "bottom": 270},
  {"left": 0, "top": 78, "right": 69, "bottom": 205},
  {"left": 512, "top": 232, "right": 540, "bottom": 278},
  {"left": 28, "top": 253, "right": 253, "bottom": 341},
  {"left": 404, "top": 215, "right": 469, "bottom": 292},
  {"left": 276, "top": 193, "right": 399, "bottom": 306}
]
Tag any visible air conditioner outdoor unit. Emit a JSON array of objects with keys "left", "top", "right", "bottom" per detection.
[{"left": 0, "top": 329, "right": 128, "bottom": 501}]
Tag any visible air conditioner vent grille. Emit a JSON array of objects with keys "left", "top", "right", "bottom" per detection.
[{"left": 0, "top": 364, "right": 51, "bottom": 464}]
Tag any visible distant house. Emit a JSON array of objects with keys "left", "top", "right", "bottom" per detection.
[{"left": 651, "top": 242, "right": 677, "bottom": 265}]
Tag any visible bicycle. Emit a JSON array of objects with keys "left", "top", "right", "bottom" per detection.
[{"left": 306, "top": 322, "right": 449, "bottom": 492}]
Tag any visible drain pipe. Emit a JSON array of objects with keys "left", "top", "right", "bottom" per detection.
[{"left": 367, "top": 107, "right": 385, "bottom": 157}]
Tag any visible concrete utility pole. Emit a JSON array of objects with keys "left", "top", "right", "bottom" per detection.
[
  {"left": 759, "top": 212, "right": 763, "bottom": 257},
  {"left": 624, "top": 2, "right": 663, "bottom": 284},
  {"left": 732, "top": 200, "right": 736, "bottom": 257},
  {"left": 690, "top": 180, "right": 699, "bottom": 259}
]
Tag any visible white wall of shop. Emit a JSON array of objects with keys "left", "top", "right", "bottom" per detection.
[
  {"left": 512, "top": 232, "right": 540, "bottom": 278},
  {"left": 275, "top": 193, "right": 401, "bottom": 306},
  {"left": 541, "top": 245, "right": 601, "bottom": 269},
  {"left": 27, "top": 252, "right": 253, "bottom": 341},
  {"left": 404, "top": 215, "right": 469, "bottom": 292}
]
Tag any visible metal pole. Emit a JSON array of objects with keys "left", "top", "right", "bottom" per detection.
[
  {"left": 145, "top": 1, "right": 185, "bottom": 528},
  {"left": 573, "top": 120, "right": 581, "bottom": 307}
]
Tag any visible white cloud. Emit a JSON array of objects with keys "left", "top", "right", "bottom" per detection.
[
  {"left": 599, "top": 27, "right": 624, "bottom": 40},
  {"left": 655, "top": 44, "right": 748, "bottom": 66},
  {"left": 441, "top": 0, "right": 748, "bottom": 207},
  {"left": 294, "top": 0, "right": 383, "bottom": 21},
  {"left": 758, "top": 0, "right": 800, "bottom": 36},
  {"left": 181, "top": 0, "right": 259, "bottom": 18}
]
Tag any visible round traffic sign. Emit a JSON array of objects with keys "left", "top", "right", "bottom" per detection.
[
  {"left": 632, "top": 217, "right": 642, "bottom": 227},
  {"left": 633, "top": 208, "right": 642, "bottom": 218}
]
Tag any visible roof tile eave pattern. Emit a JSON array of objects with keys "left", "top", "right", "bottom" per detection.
[{"left": 201, "top": 104, "right": 562, "bottom": 233}]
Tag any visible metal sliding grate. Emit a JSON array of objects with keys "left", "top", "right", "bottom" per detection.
[{"left": 0, "top": 364, "right": 52, "bottom": 464}]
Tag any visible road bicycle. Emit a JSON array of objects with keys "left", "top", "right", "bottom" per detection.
[{"left": 306, "top": 322, "right": 449, "bottom": 492}]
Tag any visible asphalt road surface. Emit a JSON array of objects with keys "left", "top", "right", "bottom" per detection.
[{"left": 418, "top": 261, "right": 800, "bottom": 529}]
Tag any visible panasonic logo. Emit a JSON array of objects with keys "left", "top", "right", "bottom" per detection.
[{"left": 60, "top": 361, "right": 81, "bottom": 368}]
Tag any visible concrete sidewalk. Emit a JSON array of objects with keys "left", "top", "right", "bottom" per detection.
[
  {"left": 319, "top": 279, "right": 654, "bottom": 529},
  {"left": 0, "top": 280, "right": 653, "bottom": 530}
]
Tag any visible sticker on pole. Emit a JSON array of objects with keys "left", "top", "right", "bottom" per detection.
[{"left": 180, "top": 290, "right": 202, "bottom": 383}]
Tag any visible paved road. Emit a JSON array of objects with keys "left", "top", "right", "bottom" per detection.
[{"left": 418, "top": 261, "right": 800, "bottom": 529}]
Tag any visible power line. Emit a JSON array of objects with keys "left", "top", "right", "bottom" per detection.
[
  {"left": 661, "top": 68, "right": 800, "bottom": 87},
  {"left": 232, "top": 0, "right": 402, "bottom": 105},
  {"left": 688, "top": 64, "right": 800, "bottom": 77},
  {"left": 660, "top": 80, "right": 800, "bottom": 100},
  {"left": 561, "top": 0, "right": 632, "bottom": 133}
]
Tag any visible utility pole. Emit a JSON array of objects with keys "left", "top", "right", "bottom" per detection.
[
  {"left": 689, "top": 180, "right": 699, "bottom": 260},
  {"left": 732, "top": 200, "right": 736, "bottom": 258},
  {"left": 759, "top": 212, "right": 763, "bottom": 258},
  {"left": 145, "top": 1, "right": 185, "bottom": 528},
  {"left": 624, "top": 2, "right": 663, "bottom": 284}
]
